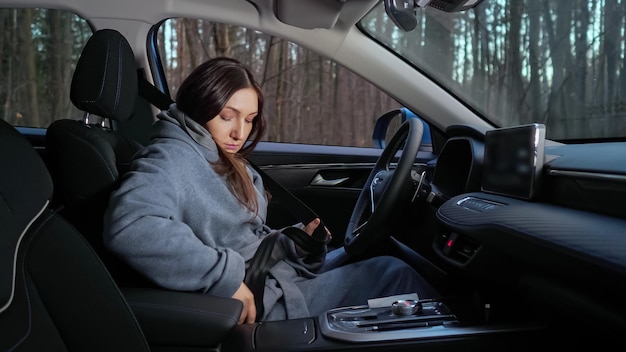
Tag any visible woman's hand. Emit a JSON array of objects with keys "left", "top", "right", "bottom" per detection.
[
  {"left": 302, "top": 218, "right": 332, "bottom": 240},
  {"left": 232, "top": 282, "right": 256, "bottom": 324}
]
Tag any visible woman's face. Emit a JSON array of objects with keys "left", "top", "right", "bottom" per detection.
[{"left": 205, "top": 87, "right": 258, "bottom": 154}]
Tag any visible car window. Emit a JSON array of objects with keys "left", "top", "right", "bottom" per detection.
[
  {"left": 0, "top": 8, "right": 91, "bottom": 129},
  {"left": 359, "top": 1, "right": 626, "bottom": 142},
  {"left": 155, "top": 19, "right": 404, "bottom": 148}
]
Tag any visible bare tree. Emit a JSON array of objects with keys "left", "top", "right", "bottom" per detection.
[{"left": 20, "top": 9, "right": 41, "bottom": 127}]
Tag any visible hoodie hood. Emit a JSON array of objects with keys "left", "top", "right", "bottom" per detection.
[{"left": 156, "top": 103, "right": 219, "bottom": 161}]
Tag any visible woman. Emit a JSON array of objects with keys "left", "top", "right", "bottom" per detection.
[{"left": 103, "top": 57, "right": 438, "bottom": 324}]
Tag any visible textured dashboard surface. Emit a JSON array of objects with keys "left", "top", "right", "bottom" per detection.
[{"left": 437, "top": 192, "right": 626, "bottom": 277}]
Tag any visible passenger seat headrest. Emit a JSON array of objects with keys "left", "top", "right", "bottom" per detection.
[{"left": 70, "top": 29, "right": 138, "bottom": 122}]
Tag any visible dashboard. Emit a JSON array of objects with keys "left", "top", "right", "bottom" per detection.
[{"left": 424, "top": 124, "right": 626, "bottom": 336}]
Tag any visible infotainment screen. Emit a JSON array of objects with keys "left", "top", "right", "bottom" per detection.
[{"left": 481, "top": 123, "right": 546, "bottom": 200}]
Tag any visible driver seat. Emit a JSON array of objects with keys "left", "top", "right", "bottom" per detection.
[{"left": 0, "top": 118, "right": 150, "bottom": 351}]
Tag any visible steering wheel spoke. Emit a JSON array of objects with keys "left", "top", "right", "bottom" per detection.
[
  {"left": 351, "top": 220, "right": 368, "bottom": 236},
  {"left": 344, "top": 118, "right": 424, "bottom": 256}
]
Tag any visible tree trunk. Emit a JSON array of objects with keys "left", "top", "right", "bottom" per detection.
[
  {"left": 505, "top": 0, "right": 524, "bottom": 124},
  {"left": 21, "top": 9, "right": 41, "bottom": 127},
  {"left": 528, "top": 0, "right": 543, "bottom": 124},
  {"left": 213, "top": 22, "right": 232, "bottom": 57}
]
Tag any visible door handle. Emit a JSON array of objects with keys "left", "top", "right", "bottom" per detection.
[{"left": 310, "top": 174, "right": 349, "bottom": 186}]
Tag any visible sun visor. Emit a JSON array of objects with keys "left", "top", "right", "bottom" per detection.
[{"left": 274, "top": 0, "right": 345, "bottom": 29}]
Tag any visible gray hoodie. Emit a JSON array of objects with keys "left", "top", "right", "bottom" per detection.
[{"left": 103, "top": 104, "right": 325, "bottom": 320}]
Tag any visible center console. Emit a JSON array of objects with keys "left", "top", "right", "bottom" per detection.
[
  {"left": 319, "top": 298, "right": 458, "bottom": 341},
  {"left": 221, "top": 295, "right": 548, "bottom": 351}
]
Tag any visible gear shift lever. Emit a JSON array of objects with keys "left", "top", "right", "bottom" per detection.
[{"left": 391, "top": 300, "right": 421, "bottom": 316}]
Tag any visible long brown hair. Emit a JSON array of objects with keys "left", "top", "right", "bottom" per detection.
[{"left": 176, "top": 57, "right": 266, "bottom": 213}]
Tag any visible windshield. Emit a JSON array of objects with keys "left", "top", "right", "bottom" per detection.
[{"left": 359, "top": 1, "right": 625, "bottom": 141}]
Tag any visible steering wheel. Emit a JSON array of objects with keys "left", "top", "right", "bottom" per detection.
[{"left": 344, "top": 118, "right": 423, "bottom": 256}]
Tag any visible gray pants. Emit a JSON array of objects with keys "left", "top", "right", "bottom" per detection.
[{"left": 295, "top": 252, "right": 439, "bottom": 318}]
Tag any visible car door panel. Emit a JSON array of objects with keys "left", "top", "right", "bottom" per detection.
[{"left": 249, "top": 141, "right": 435, "bottom": 244}]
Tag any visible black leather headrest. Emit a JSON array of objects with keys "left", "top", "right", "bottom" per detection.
[
  {"left": 70, "top": 29, "right": 138, "bottom": 122},
  {"left": 0, "top": 119, "right": 53, "bottom": 312}
]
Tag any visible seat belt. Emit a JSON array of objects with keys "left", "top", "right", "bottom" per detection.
[
  {"left": 136, "top": 71, "right": 329, "bottom": 241},
  {"left": 248, "top": 163, "right": 329, "bottom": 241},
  {"left": 137, "top": 71, "right": 173, "bottom": 110},
  {"left": 244, "top": 225, "right": 326, "bottom": 319}
]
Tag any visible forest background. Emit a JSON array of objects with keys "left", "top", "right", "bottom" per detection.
[{"left": 1, "top": 1, "right": 625, "bottom": 146}]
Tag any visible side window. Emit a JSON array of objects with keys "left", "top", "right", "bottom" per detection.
[
  {"left": 0, "top": 8, "right": 91, "bottom": 128},
  {"left": 156, "top": 19, "right": 402, "bottom": 148}
]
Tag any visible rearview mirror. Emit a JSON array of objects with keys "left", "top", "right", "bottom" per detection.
[
  {"left": 384, "top": 0, "right": 417, "bottom": 32},
  {"left": 384, "top": 0, "right": 485, "bottom": 32}
]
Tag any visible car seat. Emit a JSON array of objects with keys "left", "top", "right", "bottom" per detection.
[
  {"left": 0, "top": 117, "right": 151, "bottom": 351},
  {"left": 45, "top": 29, "right": 150, "bottom": 287},
  {"left": 38, "top": 29, "right": 243, "bottom": 351}
]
